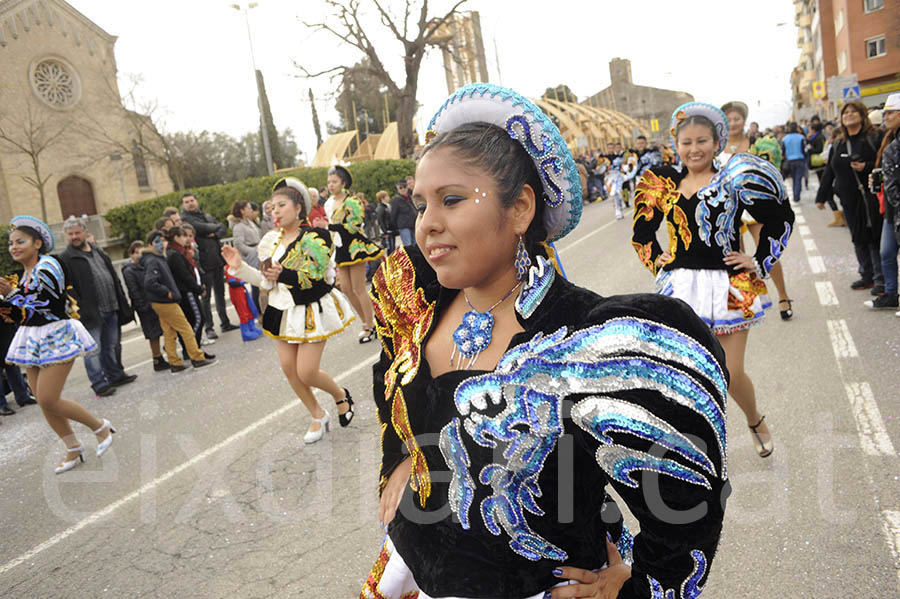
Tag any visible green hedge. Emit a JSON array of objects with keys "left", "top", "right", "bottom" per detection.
[
  {"left": 0, "top": 226, "right": 14, "bottom": 276},
  {"left": 105, "top": 159, "right": 416, "bottom": 243}
]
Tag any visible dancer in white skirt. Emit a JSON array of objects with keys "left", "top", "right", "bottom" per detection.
[
  {"left": 0, "top": 216, "right": 115, "bottom": 473},
  {"left": 221, "top": 181, "right": 356, "bottom": 443},
  {"left": 632, "top": 102, "right": 795, "bottom": 458}
]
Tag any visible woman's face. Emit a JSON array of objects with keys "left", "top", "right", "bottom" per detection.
[
  {"left": 883, "top": 110, "right": 900, "bottom": 130},
  {"left": 240, "top": 203, "right": 253, "bottom": 219},
  {"left": 841, "top": 107, "right": 862, "bottom": 128},
  {"left": 8, "top": 229, "right": 40, "bottom": 264},
  {"left": 413, "top": 146, "right": 532, "bottom": 290},
  {"left": 271, "top": 194, "right": 299, "bottom": 227},
  {"left": 726, "top": 110, "right": 745, "bottom": 138},
  {"left": 676, "top": 123, "right": 717, "bottom": 172},
  {"left": 326, "top": 174, "right": 344, "bottom": 195},
  {"left": 174, "top": 233, "right": 189, "bottom": 247},
  {"left": 263, "top": 201, "right": 273, "bottom": 216}
]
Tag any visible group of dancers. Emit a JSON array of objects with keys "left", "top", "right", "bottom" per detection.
[{"left": 0, "top": 79, "right": 795, "bottom": 597}]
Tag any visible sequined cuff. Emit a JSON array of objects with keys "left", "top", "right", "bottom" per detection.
[{"left": 753, "top": 257, "right": 769, "bottom": 280}]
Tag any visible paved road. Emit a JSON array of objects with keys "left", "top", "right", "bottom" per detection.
[{"left": 1, "top": 185, "right": 898, "bottom": 598}]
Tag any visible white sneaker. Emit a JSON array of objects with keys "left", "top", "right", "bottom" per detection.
[{"left": 201, "top": 336, "right": 216, "bottom": 346}]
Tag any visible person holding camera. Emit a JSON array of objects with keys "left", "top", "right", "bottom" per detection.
[
  {"left": 866, "top": 94, "right": 900, "bottom": 312},
  {"left": 816, "top": 101, "right": 884, "bottom": 294}
]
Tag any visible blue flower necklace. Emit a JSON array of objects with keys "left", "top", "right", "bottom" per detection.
[{"left": 450, "top": 281, "right": 521, "bottom": 370}]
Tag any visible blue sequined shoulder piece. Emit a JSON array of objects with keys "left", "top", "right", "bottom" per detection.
[{"left": 439, "top": 316, "right": 727, "bottom": 562}]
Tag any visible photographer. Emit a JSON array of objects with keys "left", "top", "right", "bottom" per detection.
[
  {"left": 867, "top": 94, "right": 900, "bottom": 311},
  {"left": 816, "top": 101, "right": 884, "bottom": 293}
]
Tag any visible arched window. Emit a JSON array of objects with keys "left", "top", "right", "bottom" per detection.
[{"left": 132, "top": 140, "right": 150, "bottom": 188}]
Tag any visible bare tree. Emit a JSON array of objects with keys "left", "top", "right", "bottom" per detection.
[
  {"left": 75, "top": 73, "right": 183, "bottom": 190},
  {"left": 0, "top": 102, "right": 70, "bottom": 222},
  {"left": 297, "top": 0, "right": 467, "bottom": 158}
]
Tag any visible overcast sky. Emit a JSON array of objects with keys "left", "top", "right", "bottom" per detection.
[{"left": 69, "top": 0, "right": 798, "bottom": 162}]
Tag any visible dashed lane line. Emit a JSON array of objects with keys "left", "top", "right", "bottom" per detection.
[
  {"left": 883, "top": 511, "right": 900, "bottom": 586},
  {"left": 814, "top": 281, "right": 839, "bottom": 306},
  {"left": 0, "top": 352, "right": 381, "bottom": 577},
  {"left": 826, "top": 319, "right": 859, "bottom": 359},
  {"left": 845, "top": 383, "right": 896, "bottom": 457},
  {"left": 803, "top": 238, "right": 818, "bottom": 253},
  {"left": 807, "top": 255, "right": 826, "bottom": 274},
  {"left": 799, "top": 225, "right": 812, "bottom": 237}
]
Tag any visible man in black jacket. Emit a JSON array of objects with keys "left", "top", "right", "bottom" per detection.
[
  {"left": 391, "top": 179, "right": 418, "bottom": 247},
  {"left": 59, "top": 217, "right": 137, "bottom": 396},
  {"left": 179, "top": 193, "right": 238, "bottom": 339}
]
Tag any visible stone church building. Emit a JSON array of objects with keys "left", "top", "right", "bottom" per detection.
[{"left": 0, "top": 0, "right": 172, "bottom": 228}]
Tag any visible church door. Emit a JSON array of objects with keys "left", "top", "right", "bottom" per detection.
[{"left": 57, "top": 175, "right": 97, "bottom": 218}]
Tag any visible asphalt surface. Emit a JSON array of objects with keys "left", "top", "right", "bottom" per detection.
[{"left": 0, "top": 183, "right": 898, "bottom": 598}]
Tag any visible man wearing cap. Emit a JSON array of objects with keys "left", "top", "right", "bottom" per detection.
[
  {"left": 179, "top": 193, "right": 238, "bottom": 339},
  {"left": 59, "top": 217, "right": 137, "bottom": 396},
  {"left": 391, "top": 178, "right": 417, "bottom": 247}
]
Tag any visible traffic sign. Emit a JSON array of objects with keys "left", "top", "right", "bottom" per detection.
[
  {"left": 827, "top": 74, "right": 858, "bottom": 101},
  {"left": 650, "top": 119, "right": 659, "bottom": 132},
  {"left": 843, "top": 85, "right": 861, "bottom": 100},
  {"left": 812, "top": 80, "right": 825, "bottom": 98}
]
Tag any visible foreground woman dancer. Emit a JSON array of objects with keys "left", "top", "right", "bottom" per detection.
[
  {"left": 632, "top": 102, "right": 794, "bottom": 458},
  {"left": 0, "top": 216, "right": 114, "bottom": 473},
  {"left": 223, "top": 181, "right": 355, "bottom": 443},
  {"left": 362, "top": 84, "right": 729, "bottom": 599}
]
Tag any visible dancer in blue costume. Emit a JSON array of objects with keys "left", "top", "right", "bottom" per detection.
[{"left": 362, "top": 85, "right": 730, "bottom": 599}]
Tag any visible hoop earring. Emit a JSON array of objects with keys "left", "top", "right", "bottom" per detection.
[{"left": 515, "top": 236, "right": 531, "bottom": 281}]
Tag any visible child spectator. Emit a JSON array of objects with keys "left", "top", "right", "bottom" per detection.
[{"left": 122, "top": 241, "right": 168, "bottom": 372}]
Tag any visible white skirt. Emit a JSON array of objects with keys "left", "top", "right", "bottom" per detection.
[
  {"left": 361, "top": 536, "right": 605, "bottom": 599},
  {"left": 6, "top": 319, "right": 97, "bottom": 368},
  {"left": 656, "top": 268, "right": 771, "bottom": 335},
  {"left": 264, "top": 289, "right": 356, "bottom": 344}
]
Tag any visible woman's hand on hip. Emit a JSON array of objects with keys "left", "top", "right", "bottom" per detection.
[
  {"left": 723, "top": 251, "right": 754, "bottom": 271},
  {"left": 378, "top": 457, "right": 411, "bottom": 529},
  {"left": 546, "top": 538, "right": 631, "bottom": 598}
]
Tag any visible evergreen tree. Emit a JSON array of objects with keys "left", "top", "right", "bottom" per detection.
[
  {"left": 309, "top": 88, "right": 323, "bottom": 149},
  {"left": 255, "top": 70, "right": 283, "bottom": 170}
]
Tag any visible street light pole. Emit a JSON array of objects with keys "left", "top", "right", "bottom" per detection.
[{"left": 231, "top": 2, "right": 274, "bottom": 175}]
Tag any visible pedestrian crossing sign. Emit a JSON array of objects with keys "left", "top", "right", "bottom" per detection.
[
  {"left": 843, "top": 85, "right": 861, "bottom": 100},
  {"left": 650, "top": 119, "right": 659, "bottom": 132}
]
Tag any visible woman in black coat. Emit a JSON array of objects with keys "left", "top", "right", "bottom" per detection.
[
  {"left": 816, "top": 101, "right": 884, "bottom": 292},
  {"left": 164, "top": 227, "right": 206, "bottom": 348}
]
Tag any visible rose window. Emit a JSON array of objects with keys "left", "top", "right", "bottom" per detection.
[{"left": 31, "top": 59, "right": 81, "bottom": 108}]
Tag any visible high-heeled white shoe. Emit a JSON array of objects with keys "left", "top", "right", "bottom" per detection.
[
  {"left": 303, "top": 410, "right": 330, "bottom": 444},
  {"left": 55, "top": 444, "right": 85, "bottom": 474},
  {"left": 94, "top": 419, "right": 116, "bottom": 457}
]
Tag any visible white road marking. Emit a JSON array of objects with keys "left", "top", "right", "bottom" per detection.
[
  {"left": 844, "top": 383, "right": 896, "bottom": 457},
  {"left": 803, "top": 238, "right": 818, "bottom": 253},
  {"left": 826, "top": 319, "right": 858, "bottom": 358},
  {"left": 814, "top": 281, "right": 839, "bottom": 306},
  {"left": 799, "top": 225, "right": 812, "bottom": 237},
  {"left": 808, "top": 255, "right": 826, "bottom": 273},
  {"left": 0, "top": 352, "right": 381, "bottom": 576},
  {"left": 795, "top": 214, "right": 806, "bottom": 224},
  {"left": 559, "top": 217, "right": 619, "bottom": 255},
  {"left": 882, "top": 511, "right": 900, "bottom": 586}
]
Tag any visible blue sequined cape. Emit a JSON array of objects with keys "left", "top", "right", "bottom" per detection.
[{"left": 369, "top": 246, "right": 730, "bottom": 599}]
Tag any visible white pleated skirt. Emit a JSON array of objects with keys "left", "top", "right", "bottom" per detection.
[
  {"left": 361, "top": 535, "right": 604, "bottom": 599},
  {"left": 263, "top": 289, "right": 356, "bottom": 344},
  {"left": 656, "top": 268, "right": 771, "bottom": 335},
  {"left": 6, "top": 319, "right": 97, "bottom": 367}
]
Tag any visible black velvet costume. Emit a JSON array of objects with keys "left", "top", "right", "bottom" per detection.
[{"left": 362, "top": 245, "right": 731, "bottom": 599}]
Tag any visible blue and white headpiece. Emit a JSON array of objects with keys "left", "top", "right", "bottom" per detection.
[
  {"left": 10, "top": 215, "right": 54, "bottom": 252},
  {"left": 426, "top": 83, "right": 582, "bottom": 243},
  {"left": 670, "top": 102, "right": 729, "bottom": 155}
]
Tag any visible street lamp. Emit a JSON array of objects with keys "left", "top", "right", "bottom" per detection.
[{"left": 230, "top": 2, "right": 274, "bottom": 175}]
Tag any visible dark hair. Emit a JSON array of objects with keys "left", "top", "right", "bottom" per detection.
[
  {"left": 838, "top": 101, "right": 873, "bottom": 140},
  {"left": 327, "top": 167, "right": 351, "bottom": 189},
  {"left": 272, "top": 187, "right": 309, "bottom": 222},
  {"left": 249, "top": 202, "right": 259, "bottom": 211},
  {"left": 154, "top": 216, "right": 172, "bottom": 232},
  {"left": 787, "top": 122, "right": 800, "bottom": 134},
  {"left": 163, "top": 206, "right": 179, "bottom": 217},
  {"left": 164, "top": 226, "right": 184, "bottom": 242},
  {"left": 145, "top": 230, "right": 163, "bottom": 245},
  {"left": 180, "top": 222, "right": 195, "bottom": 232},
  {"left": 12, "top": 226, "right": 48, "bottom": 254},
  {"left": 230, "top": 200, "right": 249, "bottom": 219},
  {"left": 180, "top": 193, "right": 196, "bottom": 201},
  {"left": 674, "top": 115, "right": 720, "bottom": 143},
  {"left": 636, "top": 135, "right": 647, "bottom": 141},
  {"left": 128, "top": 241, "right": 144, "bottom": 255},
  {"left": 422, "top": 122, "right": 547, "bottom": 251}
]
